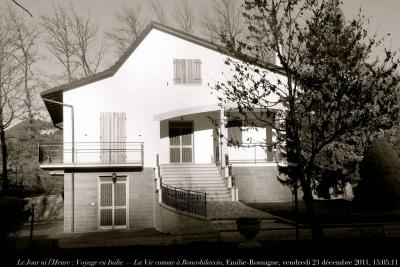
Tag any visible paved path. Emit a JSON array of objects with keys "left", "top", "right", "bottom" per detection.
[{"left": 207, "top": 201, "right": 277, "bottom": 220}]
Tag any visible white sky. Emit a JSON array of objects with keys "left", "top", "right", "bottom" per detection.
[
  {"left": 4, "top": 0, "right": 400, "bottom": 52},
  {"left": 2, "top": 0, "right": 398, "bottom": 66}
]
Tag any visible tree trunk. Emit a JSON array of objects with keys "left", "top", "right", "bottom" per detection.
[
  {"left": 1, "top": 128, "right": 8, "bottom": 194},
  {"left": 301, "top": 179, "right": 323, "bottom": 240},
  {"left": 24, "top": 59, "right": 35, "bottom": 138}
]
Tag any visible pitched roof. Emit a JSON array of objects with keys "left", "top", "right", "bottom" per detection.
[{"left": 41, "top": 21, "right": 284, "bottom": 126}]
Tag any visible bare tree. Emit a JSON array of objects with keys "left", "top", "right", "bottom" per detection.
[
  {"left": 41, "top": 4, "right": 78, "bottom": 83},
  {"left": 70, "top": 6, "right": 106, "bottom": 77},
  {"left": 0, "top": 11, "right": 24, "bottom": 193},
  {"left": 149, "top": 0, "right": 167, "bottom": 24},
  {"left": 200, "top": 0, "right": 244, "bottom": 44},
  {"left": 41, "top": 4, "right": 106, "bottom": 82},
  {"left": 106, "top": 4, "right": 145, "bottom": 56},
  {"left": 8, "top": 7, "right": 40, "bottom": 137},
  {"left": 174, "top": 1, "right": 194, "bottom": 33}
]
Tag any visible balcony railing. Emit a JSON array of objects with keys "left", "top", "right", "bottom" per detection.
[
  {"left": 38, "top": 142, "right": 144, "bottom": 165},
  {"left": 161, "top": 183, "right": 207, "bottom": 217},
  {"left": 227, "top": 143, "right": 279, "bottom": 164}
]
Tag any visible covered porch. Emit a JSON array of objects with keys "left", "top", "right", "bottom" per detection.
[{"left": 153, "top": 105, "right": 280, "bottom": 166}]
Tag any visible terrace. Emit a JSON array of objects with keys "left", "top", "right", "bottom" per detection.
[{"left": 38, "top": 142, "right": 144, "bottom": 171}]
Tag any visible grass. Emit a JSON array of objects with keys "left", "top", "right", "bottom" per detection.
[{"left": 246, "top": 199, "right": 400, "bottom": 224}]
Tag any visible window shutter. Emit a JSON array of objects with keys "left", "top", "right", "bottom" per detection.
[
  {"left": 173, "top": 59, "right": 202, "bottom": 85},
  {"left": 100, "top": 112, "right": 126, "bottom": 163}
]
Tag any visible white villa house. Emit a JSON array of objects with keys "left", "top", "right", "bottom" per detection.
[{"left": 39, "top": 22, "right": 292, "bottom": 233}]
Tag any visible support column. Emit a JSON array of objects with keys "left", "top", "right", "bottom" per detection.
[
  {"left": 266, "top": 125, "right": 273, "bottom": 161},
  {"left": 219, "top": 109, "right": 228, "bottom": 168}
]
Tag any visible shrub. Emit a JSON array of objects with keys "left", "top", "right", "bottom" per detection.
[
  {"left": 0, "top": 196, "right": 29, "bottom": 242},
  {"left": 353, "top": 138, "right": 400, "bottom": 209}
]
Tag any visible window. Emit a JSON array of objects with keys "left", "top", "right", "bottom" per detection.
[{"left": 173, "top": 59, "right": 202, "bottom": 85}]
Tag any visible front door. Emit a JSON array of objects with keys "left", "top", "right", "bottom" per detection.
[
  {"left": 169, "top": 122, "right": 193, "bottom": 163},
  {"left": 99, "top": 176, "right": 128, "bottom": 230}
]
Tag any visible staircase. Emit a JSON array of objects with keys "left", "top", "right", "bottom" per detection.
[{"left": 160, "top": 164, "right": 231, "bottom": 201}]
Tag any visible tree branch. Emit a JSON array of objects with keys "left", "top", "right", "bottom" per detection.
[{"left": 12, "top": 0, "right": 33, "bottom": 17}]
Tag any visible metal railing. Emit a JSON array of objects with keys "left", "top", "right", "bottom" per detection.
[
  {"left": 38, "top": 142, "right": 144, "bottom": 165},
  {"left": 227, "top": 143, "right": 279, "bottom": 164},
  {"left": 161, "top": 183, "right": 207, "bottom": 217}
]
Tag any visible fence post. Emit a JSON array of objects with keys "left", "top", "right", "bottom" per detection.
[
  {"left": 187, "top": 191, "right": 190, "bottom": 212},
  {"left": 29, "top": 203, "right": 34, "bottom": 247},
  {"left": 204, "top": 193, "right": 207, "bottom": 217},
  {"left": 174, "top": 188, "right": 177, "bottom": 209}
]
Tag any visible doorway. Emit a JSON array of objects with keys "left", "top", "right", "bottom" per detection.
[
  {"left": 99, "top": 175, "right": 128, "bottom": 230},
  {"left": 169, "top": 121, "right": 193, "bottom": 163}
]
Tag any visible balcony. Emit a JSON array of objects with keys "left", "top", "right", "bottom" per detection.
[
  {"left": 227, "top": 143, "right": 280, "bottom": 164},
  {"left": 38, "top": 142, "right": 144, "bottom": 171}
]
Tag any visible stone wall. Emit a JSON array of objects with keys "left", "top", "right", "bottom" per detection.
[{"left": 233, "top": 166, "right": 293, "bottom": 202}]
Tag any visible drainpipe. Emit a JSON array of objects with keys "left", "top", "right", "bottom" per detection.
[{"left": 42, "top": 98, "right": 75, "bottom": 232}]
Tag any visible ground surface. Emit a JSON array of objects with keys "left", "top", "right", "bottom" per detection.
[{"left": 247, "top": 200, "right": 400, "bottom": 224}]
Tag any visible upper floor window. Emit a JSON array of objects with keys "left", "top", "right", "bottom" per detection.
[{"left": 173, "top": 59, "right": 202, "bottom": 85}]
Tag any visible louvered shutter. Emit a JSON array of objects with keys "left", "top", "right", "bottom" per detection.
[
  {"left": 173, "top": 59, "right": 202, "bottom": 84},
  {"left": 100, "top": 112, "right": 126, "bottom": 163}
]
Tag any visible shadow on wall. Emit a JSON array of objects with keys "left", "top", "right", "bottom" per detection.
[{"left": 24, "top": 194, "right": 64, "bottom": 222}]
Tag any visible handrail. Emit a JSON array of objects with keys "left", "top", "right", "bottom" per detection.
[
  {"left": 162, "top": 182, "right": 208, "bottom": 195},
  {"left": 160, "top": 182, "right": 207, "bottom": 217},
  {"left": 38, "top": 142, "right": 144, "bottom": 165},
  {"left": 227, "top": 142, "right": 279, "bottom": 163}
]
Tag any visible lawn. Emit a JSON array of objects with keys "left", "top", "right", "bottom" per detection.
[{"left": 246, "top": 200, "right": 400, "bottom": 225}]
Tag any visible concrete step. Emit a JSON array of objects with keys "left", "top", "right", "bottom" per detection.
[
  {"left": 162, "top": 177, "right": 226, "bottom": 181},
  {"left": 162, "top": 171, "right": 220, "bottom": 175},
  {"left": 162, "top": 179, "right": 226, "bottom": 183},
  {"left": 207, "top": 198, "right": 231, "bottom": 201},
  {"left": 162, "top": 183, "right": 230, "bottom": 191},
  {"left": 161, "top": 164, "right": 216, "bottom": 167},
  {"left": 164, "top": 184, "right": 227, "bottom": 189},
  {"left": 161, "top": 164, "right": 230, "bottom": 202},
  {"left": 162, "top": 174, "right": 221, "bottom": 178},
  {"left": 161, "top": 165, "right": 218, "bottom": 171},
  {"left": 163, "top": 181, "right": 225, "bottom": 186},
  {"left": 173, "top": 187, "right": 229, "bottom": 192}
]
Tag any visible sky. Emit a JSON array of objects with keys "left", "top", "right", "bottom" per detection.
[
  {"left": 3, "top": 0, "right": 400, "bottom": 54},
  {"left": 2, "top": 0, "right": 399, "bottom": 60}
]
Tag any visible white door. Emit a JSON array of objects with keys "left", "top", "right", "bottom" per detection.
[{"left": 99, "top": 176, "right": 128, "bottom": 230}]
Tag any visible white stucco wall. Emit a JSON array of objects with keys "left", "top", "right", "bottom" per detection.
[{"left": 63, "top": 28, "right": 285, "bottom": 167}]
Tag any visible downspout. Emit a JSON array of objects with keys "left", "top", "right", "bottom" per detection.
[{"left": 42, "top": 98, "right": 75, "bottom": 232}]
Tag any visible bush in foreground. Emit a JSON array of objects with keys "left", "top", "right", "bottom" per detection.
[
  {"left": 353, "top": 138, "right": 400, "bottom": 209},
  {"left": 0, "top": 196, "right": 29, "bottom": 241}
]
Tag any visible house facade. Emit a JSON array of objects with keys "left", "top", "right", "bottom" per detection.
[{"left": 39, "top": 22, "right": 292, "bottom": 233}]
